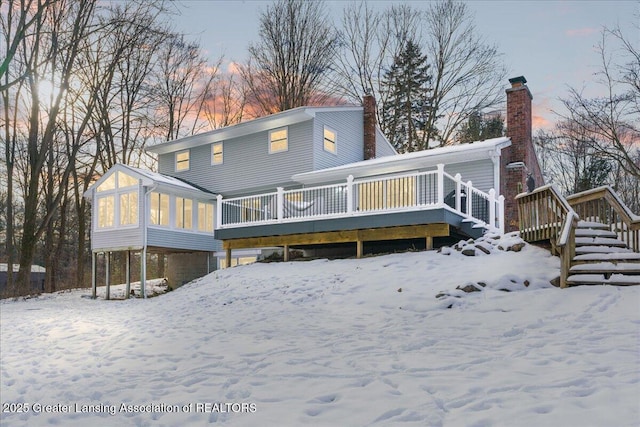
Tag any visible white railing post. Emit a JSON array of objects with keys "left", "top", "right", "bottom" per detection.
[
  {"left": 455, "top": 173, "right": 462, "bottom": 212},
  {"left": 346, "top": 175, "right": 354, "bottom": 214},
  {"left": 489, "top": 189, "right": 496, "bottom": 229},
  {"left": 277, "top": 187, "right": 284, "bottom": 222},
  {"left": 498, "top": 195, "right": 505, "bottom": 234},
  {"left": 216, "top": 194, "right": 223, "bottom": 229},
  {"left": 437, "top": 164, "right": 445, "bottom": 206},
  {"left": 466, "top": 181, "right": 473, "bottom": 217}
]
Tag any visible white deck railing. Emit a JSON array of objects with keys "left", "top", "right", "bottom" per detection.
[{"left": 217, "top": 164, "right": 505, "bottom": 234}]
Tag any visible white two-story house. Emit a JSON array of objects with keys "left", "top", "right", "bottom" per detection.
[{"left": 85, "top": 77, "right": 542, "bottom": 297}]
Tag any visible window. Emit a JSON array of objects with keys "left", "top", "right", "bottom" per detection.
[
  {"left": 176, "top": 197, "right": 193, "bottom": 229},
  {"left": 269, "top": 127, "right": 288, "bottom": 153},
  {"left": 97, "top": 196, "right": 114, "bottom": 228},
  {"left": 117, "top": 171, "right": 138, "bottom": 188},
  {"left": 150, "top": 192, "right": 169, "bottom": 226},
  {"left": 211, "top": 142, "right": 223, "bottom": 165},
  {"left": 97, "top": 174, "right": 116, "bottom": 192},
  {"left": 323, "top": 126, "right": 337, "bottom": 154},
  {"left": 95, "top": 170, "right": 139, "bottom": 229},
  {"left": 176, "top": 150, "right": 190, "bottom": 171},
  {"left": 198, "top": 202, "right": 214, "bottom": 232},
  {"left": 119, "top": 191, "right": 138, "bottom": 225}
]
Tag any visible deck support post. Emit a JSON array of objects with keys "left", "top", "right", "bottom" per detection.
[
  {"left": 226, "top": 247, "right": 232, "bottom": 268},
  {"left": 356, "top": 240, "right": 363, "bottom": 258},
  {"left": 141, "top": 247, "right": 147, "bottom": 298},
  {"left": 105, "top": 252, "right": 111, "bottom": 300},
  {"left": 91, "top": 252, "right": 97, "bottom": 299},
  {"left": 125, "top": 250, "right": 131, "bottom": 299},
  {"left": 283, "top": 245, "right": 290, "bottom": 262},
  {"left": 426, "top": 236, "right": 433, "bottom": 250}
]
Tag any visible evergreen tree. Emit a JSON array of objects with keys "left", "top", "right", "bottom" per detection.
[
  {"left": 457, "top": 111, "right": 504, "bottom": 143},
  {"left": 381, "top": 40, "right": 436, "bottom": 153}
]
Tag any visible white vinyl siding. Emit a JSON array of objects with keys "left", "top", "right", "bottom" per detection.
[
  {"left": 176, "top": 150, "right": 190, "bottom": 171},
  {"left": 323, "top": 126, "right": 337, "bottom": 154},
  {"left": 269, "top": 127, "right": 288, "bottom": 153},
  {"left": 212, "top": 142, "right": 223, "bottom": 165}
]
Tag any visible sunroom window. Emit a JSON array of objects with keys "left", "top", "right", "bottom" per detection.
[
  {"left": 97, "top": 196, "right": 114, "bottom": 228},
  {"left": 198, "top": 202, "right": 214, "bottom": 232},
  {"left": 95, "top": 170, "right": 139, "bottom": 229},
  {"left": 150, "top": 192, "right": 169, "bottom": 226},
  {"left": 119, "top": 191, "right": 138, "bottom": 225},
  {"left": 269, "top": 128, "right": 288, "bottom": 153},
  {"left": 176, "top": 197, "right": 193, "bottom": 229}
]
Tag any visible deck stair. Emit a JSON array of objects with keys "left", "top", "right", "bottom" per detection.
[
  {"left": 566, "top": 221, "right": 640, "bottom": 286},
  {"left": 516, "top": 185, "right": 640, "bottom": 288}
]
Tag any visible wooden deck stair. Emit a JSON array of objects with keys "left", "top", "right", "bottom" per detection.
[
  {"left": 566, "top": 221, "right": 640, "bottom": 286},
  {"left": 516, "top": 185, "right": 640, "bottom": 288}
]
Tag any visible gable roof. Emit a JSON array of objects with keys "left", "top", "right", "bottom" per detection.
[
  {"left": 292, "top": 137, "right": 512, "bottom": 185},
  {"left": 146, "top": 105, "right": 364, "bottom": 155},
  {"left": 83, "top": 164, "right": 216, "bottom": 199}
]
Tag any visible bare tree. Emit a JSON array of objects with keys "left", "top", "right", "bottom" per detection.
[
  {"left": 154, "top": 33, "right": 223, "bottom": 140},
  {"left": 2, "top": 0, "right": 99, "bottom": 295},
  {"left": 240, "top": 0, "right": 340, "bottom": 117},
  {"left": 335, "top": 2, "right": 421, "bottom": 127},
  {"left": 336, "top": 0, "right": 506, "bottom": 148},
  {"left": 423, "top": 0, "right": 507, "bottom": 146},
  {"left": 557, "top": 25, "right": 640, "bottom": 183},
  {"left": 203, "top": 70, "right": 247, "bottom": 129}
]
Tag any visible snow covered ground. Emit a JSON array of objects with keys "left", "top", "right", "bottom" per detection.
[{"left": 1, "top": 234, "right": 639, "bottom": 427}]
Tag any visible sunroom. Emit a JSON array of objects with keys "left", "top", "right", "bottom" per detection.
[{"left": 84, "top": 164, "right": 218, "bottom": 298}]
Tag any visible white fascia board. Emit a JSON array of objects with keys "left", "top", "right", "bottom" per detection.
[
  {"left": 83, "top": 163, "right": 216, "bottom": 200},
  {"left": 293, "top": 137, "right": 511, "bottom": 185},
  {"left": 83, "top": 163, "right": 154, "bottom": 199},
  {"left": 146, "top": 106, "right": 363, "bottom": 155},
  {"left": 147, "top": 108, "right": 317, "bottom": 155}
]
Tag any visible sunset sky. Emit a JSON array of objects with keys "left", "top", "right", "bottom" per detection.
[{"left": 172, "top": 0, "right": 638, "bottom": 131}]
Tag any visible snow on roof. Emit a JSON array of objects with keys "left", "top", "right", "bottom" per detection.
[
  {"left": 0, "top": 264, "right": 46, "bottom": 273},
  {"left": 147, "top": 105, "right": 363, "bottom": 155},
  {"left": 83, "top": 164, "right": 215, "bottom": 199},
  {"left": 293, "top": 137, "right": 511, "bottom": 184}
]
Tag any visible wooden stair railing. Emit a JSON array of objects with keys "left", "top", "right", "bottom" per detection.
[
  {"left": 566, "top": 186, "right": 640, "bottom": 253},
  {"left": 516, "top": 185, "right": 579, "bottom": 288}
]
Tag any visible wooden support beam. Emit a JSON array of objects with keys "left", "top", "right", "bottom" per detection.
[
  {"left": 356, "top": 240, "right": 363, "bottom": 258},
  {"left": 226, "top": 247, "right": 232, "bottom": 268},
  {"left": 426, "top": 236, "right": 433, "bottom": 250},
  {"left": 283, "top": 245, "right": 290, "bottom": 262},
  {"left": 222, "top": 223, "right": 450, "bottom": 250}
]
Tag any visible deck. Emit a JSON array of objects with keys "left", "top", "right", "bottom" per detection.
[{"left": 215, "top": 164, "right": 504, "bottom": 262}]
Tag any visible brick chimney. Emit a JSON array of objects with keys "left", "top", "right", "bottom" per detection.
[
  {"left": 363, "top": 94, "right": 376, "bottom": 160},
  {"left": 501, "top": 76, "right": 544, "bottom": 232}
]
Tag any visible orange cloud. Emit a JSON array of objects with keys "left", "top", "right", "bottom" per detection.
[{"left": 565, "top": 28, "right": 598, "bottom": 37}]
